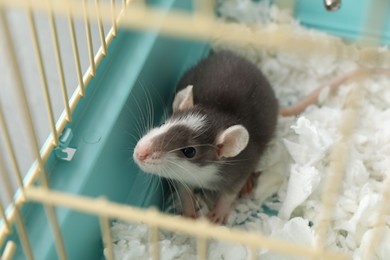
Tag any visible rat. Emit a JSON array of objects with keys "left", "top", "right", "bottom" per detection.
[
  {"left": 133, "top": 50, "right": 278, "bottom": 223},
  {"left": 133, "top": 50, "right": 390, "bottom": 224}
]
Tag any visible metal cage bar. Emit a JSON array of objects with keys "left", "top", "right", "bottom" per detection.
[
  {"left": 359, "top": 0, "right": 389, "bottom": 45},
  {"left": 0, "top": 104, "right": 25, "bottom": 195},
  {"left": 0, "top": 149, "right": 33, "bottom": 260},
  {"left": 66, "top": 0, "right": 85, "bottom": 97},
  {"left": 13, "top": 210, "right": 34, "bottom": 260},
  {"left": 248, "top": 246, "right": 257, "bottom": 260},
  {"left": 47, "top": 0, "right": 72, "bottom": 123},
  {"left": 196, "top": 0, "right": 214, "bottom": 17},
  {"left": 0, "top": 7, "right": 67, "bottom": 260},
  {"left": 111, "top": 0, "right": 117, "bottom": 36},
  {"left": 24, "top": 187, "right": 348, "bottom": 259},
  {"left": 1, "top": 241, "right": 17, "bottom": 260},
  {"left": 314, "top": 85, "right": 365, "bottom": 248},
  {"left": 95, "top": 0, "right": 107, "bottom": 56},
  {"left": 196, "top": 236, "right": 207, "bottom": 260},
  {"left": 362, "top": 175, "right": 390, "bottom": 258},
  {"left": 99, "top": 208, "right": 114, "bottom": 260},
  {"left": 83, "top": 0, "right": 96, "bottom": 77},
  {"left": 0, "top": 0, "right": 130, "bottom": 254},
  {"left": 0, "top": 201, "right": 10, "bottom": 235},
  {"left": 27, "top": 0, "right": 60, "bottom": 147},
  {"left": 149, "top": 225, "right": 160, "bottom": 260},
  {"left": 1, "top": 0, "right": 388, "bottom": 66}
]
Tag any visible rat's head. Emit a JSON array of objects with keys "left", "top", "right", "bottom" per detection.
[{"left": 133, "top": 85, "right": 249, "bottom": 188}]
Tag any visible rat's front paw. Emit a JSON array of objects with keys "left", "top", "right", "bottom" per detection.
[
  {"left": 206, "top": 193, "right": 235, "bottom": 224},
  {"left": 206, "top": 210, "right": 229, "bottom": 224}
]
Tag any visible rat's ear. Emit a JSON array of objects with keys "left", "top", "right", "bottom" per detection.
[
  {"left": 172, "top": 85, "right": 194, "bottom": 111},
  {"left": 216, "top": 125, "right": 249, "bottom": 158}
]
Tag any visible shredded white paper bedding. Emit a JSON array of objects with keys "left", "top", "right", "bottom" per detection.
[{"left": 110, "top": 1, "right": 390, "bottom": 259}]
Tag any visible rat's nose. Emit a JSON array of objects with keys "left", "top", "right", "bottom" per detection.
[
  {"left": 135, "top": 143, "right": 151, "bottom": 162},
  {"left": 136, "top": 150, "right": 150, "bottom": 161}
]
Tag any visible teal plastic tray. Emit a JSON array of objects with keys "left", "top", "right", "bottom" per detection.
[{"left": 294, "top": 0, "right": 390, "bottom": 43}]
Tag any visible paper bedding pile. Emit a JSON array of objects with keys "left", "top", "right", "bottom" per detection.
[{"left": 109, "top": 1, "right": 390, "bottom": 259}]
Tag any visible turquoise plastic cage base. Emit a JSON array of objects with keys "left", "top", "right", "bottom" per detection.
[
  {"left": 2, "top": 0, "right": 390, "bottom": 259},
  {"left": 295, "top": 0, "right": 390, "bottom": 44}
]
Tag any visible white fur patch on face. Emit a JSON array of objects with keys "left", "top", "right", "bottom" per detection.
[
  {"left": 139, "top": 112, "right": 207, "bottom": 146},
  {"left": 134, "top": 112, "right": 210, "bottom": 184},
  {"left": 167, "top": 112, "right": 206, "bottom": 133}
]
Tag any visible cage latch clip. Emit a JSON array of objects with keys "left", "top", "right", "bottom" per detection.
[{"left": 54, "top": 128, "right": 77, "bottom": 161}]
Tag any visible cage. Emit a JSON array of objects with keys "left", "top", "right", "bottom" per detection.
[{"left": 0, "top": 0, "right": 390, "bottom": 259}]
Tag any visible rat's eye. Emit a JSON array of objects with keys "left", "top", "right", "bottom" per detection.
[{"left": 181, "top": 147, "right": 196, "bottom": 158}]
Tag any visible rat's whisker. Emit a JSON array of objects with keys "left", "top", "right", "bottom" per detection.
[
  {"left": 124, "top": 101, "right": 144, "bottom": 139},
  {"left": 139, "top": 80, "right": 155, "bottom": 132},
  {"left": 164, "top": 165, "right": 196, "bottom": 214},
  {"left": 166, "top": 160, "right": 205, "bottom": 195}
]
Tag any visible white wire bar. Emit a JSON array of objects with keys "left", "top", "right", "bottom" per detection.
[
  {"left": 196, "top": 236, "right": 207, "bottom": 260},
  {"left": 1, "top": 241, "right": 17, "bottom": 260},
  {"left": 0, "top": 151, "right": 16, "bottom": 207},
  {"left": 24, "top": 8, "right": 120, "bottom": 189},
  {"left": 24, "top": 187, "right": 348, "bottom": 259},
  {"left": 196, "top": 0, "right": 214, "bottom": 17},
  {"left": 359, "top": 0, "right": 389, "bottom": 46},
  {"left": 0, "top": 0, "right": 128, "bottom": 251},
  {"left": 0, "top": 150, "right": 34, "bottom": 260},
  {"left": 13, "top": 210, "right": 34, "bottom": 260},
  {"left": 83, "top": 0, "right": 96, "bottom": 77},
  {"left": 66, "top": 1, "right": 85, "bottom": 97},
  {"left": 1, "top": 0, "right": 127, "bottom": 207},
  {"left": 149, "top": 224, "right": 160, "bottom": 260},
  {"left": 95, "top": 0, "right": 107, "bottom": 55},
  {"left": 1, "top": 0, "right": 387, "bottom": 67},
  {"left": 99, "top": 209, "right": 114, "bottom": 260},
  {"left": 362, "top": 175, "right": 390, "bottom": 259},
  {"left": 111, "top": 0, "right": 117, "bottom": 36},
  {"left": 0, "top": 7, "right": 67, "bottom": 260},
  {"left": 47, "top": 0, "right": 72, "bottom": 122},
  {"left": 0, "top": 105, "right": 25, "bottom": 194},
  {"left": 314, "top": 85, "right": 365, "bottom": 249},
  {"left": 247, "top": 246, "right": 257, "bottom": 260},
  {"left": 273, "top": 0, "right": 296, "bottom": 13},
  {"left": 27, "top": 0, "right": 59, "bottom": 147},
  {"left": 0, "top": 224, "right": 6, "bottom": 251},
  {"left": 0, "top": 201, "right": 11, "bottom": 234}
]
